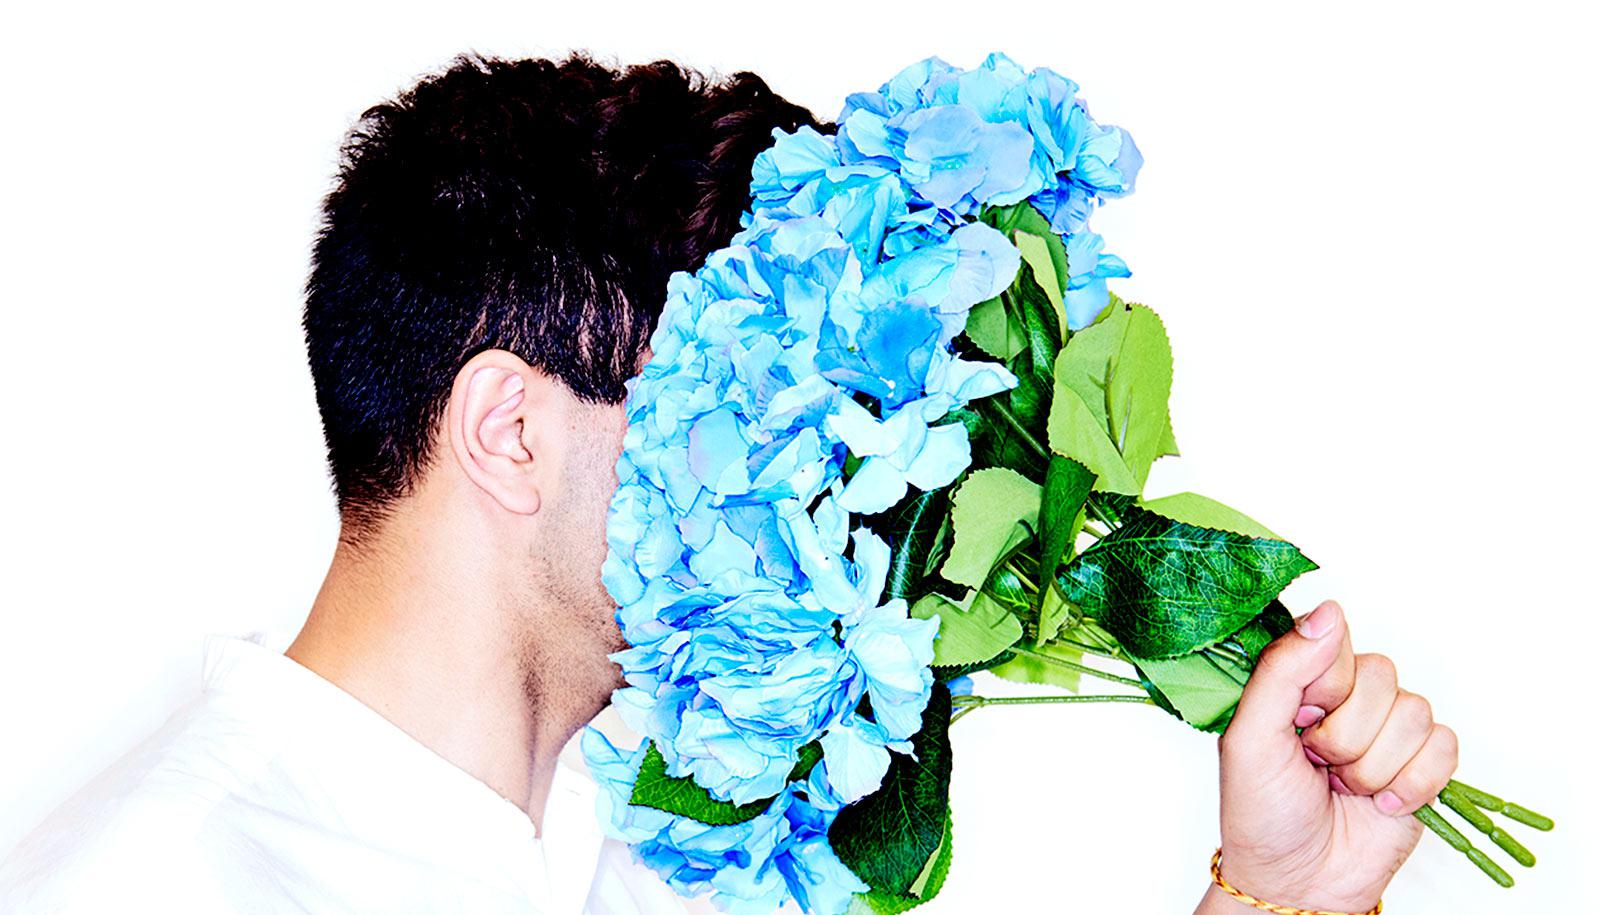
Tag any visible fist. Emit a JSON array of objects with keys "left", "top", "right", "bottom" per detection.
[{"left": 1197, "top": 599, "right": 1459, "bottom": 913}]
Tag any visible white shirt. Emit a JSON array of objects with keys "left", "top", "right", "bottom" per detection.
[{"left": 0, "top": 634, "right": 721, "bottom": 914}]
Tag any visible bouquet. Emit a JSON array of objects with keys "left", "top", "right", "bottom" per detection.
[{"left": 580, "top": 51, "right": 1552, "bottom": 914}]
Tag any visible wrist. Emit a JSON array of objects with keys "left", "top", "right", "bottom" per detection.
[
  {"left": 1196, "top": 882, "right": 1261, "bottom": 915},
  {"left": 1209, "top": 846, "right": 1383, "bottom": 915}
]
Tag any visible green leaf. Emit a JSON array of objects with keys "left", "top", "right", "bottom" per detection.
[
  {"left": 1157, "top": 417, "right": 1180, "bottom": 458},
  {"left": 1135, "top": 650, "right": 1250, "bottom": 732},
  {"left": 1035, "top": 580, "right": 1077, "bottom": 653},
  {"left": 978, "top": 547, "right": 1034, "bottom": 618},
  {"left": 959, "top": 387, "right": 1049, "bottom": 480},
  {"left": 977, "top": 199, "right": 1056, "bottom": 238},
  {"left": 932, "top": 652, "right": 1018, "bottom": 681},
  {"left": 1045, "top": 375, "right": 1141, "bottom": 494},
  {"left": 1107, "top": 306, "right": 1175, "bottom": 486},
  {"left": 965, "top": 294, "right": 1027, "bottom": 360},
  {"left": 1035, "top": 456, "right": 1095, "bottom": 642},
  {"left": 846, "top": 811, "right": 955, "bottom": 915},
  {"left": 907, "top": 810, "right": 952, "bottom": 897},
  {"left": 789, "top": 741, "right": 824, "bottom": 782},
  {"left": 1057, "top": 506, "right": 1318, "bottom": 659},
  {"left": 911, "top": 588, "right": 1023, "bottom": 667},
  {"left": 1088, "top": 289, "right": 1124, "bottom": 327},
  {"left": 998, "top": 252, "right": 1064, "bottom": 443},
  {"left": 630, "top": 743, "right": 774, "bottom": 825},
  {"left": 1139, "top": 492, "right": 1282, "bottom": 540},
  {"left": 1053, "top": 303, "right": 1128, "bottom": 430},
  {"left": 883, "top": 488, "right": 954, "bottom": 604},
  {"left": 1257, "top": 599, "right": 1296, "bottom": 641},
  {"left": 1013, "top": 229, "right": 1068, "bottom": 339},
  {"left": 976, "top": 198, "right": 1070, "bottom": 353},
  {"left": 1006, "top": 349, "right": 1053, "bottom": 436},
  {"left": 990, "top": 635, "right": 1086, "bottom": 692},
  {"left": 1013, "top": 260, "right": 1063, "bottom": 374},
  {"left": 1089, "top": 491, "right": 1138, "bottom": 526},
  {"left": 1052, "top": 301, "right": 1176, "bottom": 489},
  {"left": 938, "top": 467, "right": 1041, "bottom": 589},
  {"left": 832, "top": 683, "right": 954, "bottom": 896},
  {"left": 1138, "top": 602, "right": 1295, "bottom": 732}
]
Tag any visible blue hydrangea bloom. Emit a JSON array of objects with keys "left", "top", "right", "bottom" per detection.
[
  {"left": 829, "top": 50, "right": 1141, "bottom": 327},
  {"left": 584, "top": 728, "right": 868, "bottom": 915},
  {"left": 585, "top": 49, "right": 1141, "bottom": 914}
]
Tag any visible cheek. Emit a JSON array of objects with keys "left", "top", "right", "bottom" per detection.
[{"left": 587, "top": 429, "right": 627, "bottom": 556}]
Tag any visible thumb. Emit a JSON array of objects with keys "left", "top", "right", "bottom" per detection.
[{"left": 1226, "top": 600, "right": 1348, "bottom": 749}]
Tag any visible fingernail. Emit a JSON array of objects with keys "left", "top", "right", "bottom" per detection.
[
  {"left": 1294, "top": 705, "right": 1327, "bottom": 728},
  {"left": 1304, "top": 746, "right": 1328, "bottom": 766},
  {"left": 1329, "top": 772, "right": 1353, "bottom": 795},
  {"left": 1295, "top": 601, "right": 1339, "bottom": 639},
  {"left": 1376, "top": 790, "right": 1404, "bottom": 815}
]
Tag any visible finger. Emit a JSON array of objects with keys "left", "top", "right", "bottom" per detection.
[
  {"left": 1225, "top": 600, "right": 1347, "bottom": 749},
  {"left": 1330, "top": 689, "right": 1434, "bottom": 795},
  {"left": 1373, "top": 723, "right": 1460, "bottom": 816},
  {"left": 1301, "top": 652, "right": 1398, "bottom": 766},
  {"left": 1296, "top": 616, "right": 1356, "bottom": 728}
]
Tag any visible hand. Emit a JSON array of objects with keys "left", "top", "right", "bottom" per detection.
[{"left": 1195, "top": 600, "right": 1459, "bottom": 913}]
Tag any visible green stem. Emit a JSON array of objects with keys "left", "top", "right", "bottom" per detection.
[
  {"left": 1005, "top": 644, "right": 1146, "bottom": 690},
  {"left": 1002, "top": 560, "right": 1038, "bottom": 593},
  {"left": 1448, "top": 779, "right": 1555, "bottom": 831},
  {"left": 1054, "top": 637, "right": 1124, "bottom": 661},
  {"left": 1081, "top": 522, "right": 1109, "bottom": 539},
  {"left": 951, "top": 693, "right": 1155, "bottom": 708},
  {"left": 1200, "top": 651, "right": 1249, "bottom": 688},
  {"left": 1084, "top": 498, "right": 1119, "bottom": 530},
  {"left": 1071, "top": 623, "right": 1132, "bottom": 662},
  {"left": 1439, "top": 784, "right": 1537, "bottom": 867},
  {"left": 990, "top": 401, "right": 1049, "bottom": 459},
  {"left": 1207, "top": 642, "right": 1252, "bottom": 667},
  {"left": 1414, "top": 805, "right": 1514, "bottom": 887}
]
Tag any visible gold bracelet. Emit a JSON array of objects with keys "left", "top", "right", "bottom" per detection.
[{"left": 1210, "top": 848, "right": 1382, "bottom": 915}]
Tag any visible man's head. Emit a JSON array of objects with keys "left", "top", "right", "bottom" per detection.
[{"left": 301, "top": 51, "right": 824, "bottom": 651}]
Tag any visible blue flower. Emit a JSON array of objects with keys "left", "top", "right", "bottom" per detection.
[
  {"left": 945, "top": 674, "right": 976, "bottom": 698},
  {"left": 826, "top": 395, "right": 972, "bottom": 516},
  {"left": 583, "top": 728, "right": 869, "bottom": 915},
  {"left": 1072, "top": 119, "right": 1143, "bottom": 198},
  {"left": 1063, "top": 230, "right": 1134, "bottom": 330},
  {"left": 588, "top": 49, "right": 1143, "bottom": 914}
]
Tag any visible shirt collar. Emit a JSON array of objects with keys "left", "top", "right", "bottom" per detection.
[{"left": 197, "top": 633, "right": 606, "bottom": 907}]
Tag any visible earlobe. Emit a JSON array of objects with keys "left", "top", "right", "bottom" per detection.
[{"left": 448, "top": 349, "right": 543, "bottom": 516}]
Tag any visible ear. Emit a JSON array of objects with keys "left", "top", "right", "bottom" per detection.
[{"left": 445, "top": 349, "right": 548, "bottom": 516}]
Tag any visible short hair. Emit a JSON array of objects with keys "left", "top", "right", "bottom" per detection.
[{"left": 302, "top": 50, "right": 826, "bottom": 542}]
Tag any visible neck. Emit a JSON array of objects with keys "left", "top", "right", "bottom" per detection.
[{"left": 285, "top": 496, "right": 614, "bottom": 834}]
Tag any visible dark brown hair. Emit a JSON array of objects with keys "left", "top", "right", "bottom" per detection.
[{"left": 302, "top": 50, "right": 828, "bottom": 541}]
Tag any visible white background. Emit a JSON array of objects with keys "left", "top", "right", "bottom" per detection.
[{"left": 2, "top": 1, "right": 1595, "bottom": 912}]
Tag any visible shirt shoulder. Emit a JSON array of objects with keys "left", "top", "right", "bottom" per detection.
[{"left": 0, "top": 698, "right": 256, "bottom": 913}]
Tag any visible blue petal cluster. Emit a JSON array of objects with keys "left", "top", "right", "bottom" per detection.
[
  {"left": 828, "top": 50, "right": 1142, "bottom": 329},
  {"left": 584, "top": 50, "right": 1141, "bottom": 914}
]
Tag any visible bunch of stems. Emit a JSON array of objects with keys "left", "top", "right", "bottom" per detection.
[{"left": 948, "top": 523, "right": 1553, "bottom": 886}]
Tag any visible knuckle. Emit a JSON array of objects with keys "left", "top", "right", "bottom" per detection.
[
  {"left": 1254, "top": 641, "right": 1290, "bottom": 677},
  {"left": 1391, "top": 726, "right": 1462, "bottom": 800},
  {"left": 1385, "top": 774, "right": 1424, "bottom": 809},
  {"left": 1335, "top": 762, "right": 1383, "bottom": 795},
  {"left": 1357, "top": 652, "right": 1397, "bottom": 686},
  {"left": 1396, "top": 691, "right": 1433, "bottom": 731},
  {"left": 1433, "top": 723, "right": 1460, "bottom": 766},
  {"left": 1303, "top": 726, "right": 1360, "bottom": 766},
  {"left": 1393, "top": 764, "right": 1442, "bottom": 804}
]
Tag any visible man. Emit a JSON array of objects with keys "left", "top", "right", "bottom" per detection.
[{"left": 0, "top": 50, "right": 1456, "bottom": 914}]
